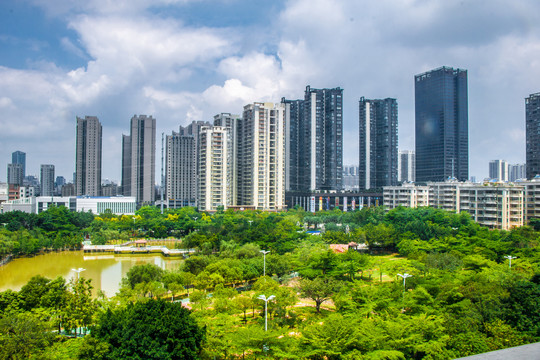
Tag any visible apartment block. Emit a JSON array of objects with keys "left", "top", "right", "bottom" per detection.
[
  {"left": 237, "top": 102, "right": 286, "bottom": 211},
  {"left": 384, "top": 180, "right": 525, "bottom": 230},
  {"left": 198, "top": 126, "right": 234, "bottom": 211}
]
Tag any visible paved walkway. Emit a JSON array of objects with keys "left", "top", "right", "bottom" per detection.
[{"left": 454, "top": 342, "right": 540, "bottom": 360}]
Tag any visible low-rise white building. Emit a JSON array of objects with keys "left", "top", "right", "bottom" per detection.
[
  {"left": 383, "top": 180, "right": 525, "bottom": 230},
  {"left": 0, "top": 196, "right": 136, "bottom": 215},
  {"left": 75, "top": 196, "right": 136, "bottom": 215},
  {"left": 517, "top": 175, "right": 540, "bottom": 222}
]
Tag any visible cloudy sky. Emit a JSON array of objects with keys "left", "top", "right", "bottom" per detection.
[{"left": 1, "top": 0, "right": 539, "bottom": 183}]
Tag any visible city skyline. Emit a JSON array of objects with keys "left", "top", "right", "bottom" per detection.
[{"left": 1, "top": 1, "right": 540, "bottom": 182}]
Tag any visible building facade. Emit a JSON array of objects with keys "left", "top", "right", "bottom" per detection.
[
  {"left": 122, "top": 115, "right": 156, "bottom": 205},
  {"left": 489, "top": 160, "right": 509, "bottom": 182},
  {"left": 509, "top": 164, "right": 526, "bottom": 182},
  {"left": 415, "top": 66, "right": 468, "bottom": 182},
  {"left": 76, "top": 116, "right": 102, "bottom": 196},
  {"left": 283, "top": 86, "right": 343, "bottom": 192},
  {"left": 1, "top": 196, "right": 136, "bottom": 215},
  {"left": 359, "top": 97, "right": 398, "bottom": 189},
  {"left": 12, "top": 151, "right": 26, "bottom": 178},
  {"left": 286, "top": 190, "right": 383, "bottom": 212},
  {"left": 40, "top": 164, "right": 55, "bottom": 196},
  {"left": 7, "top": 163, "right": 24, "bottom": 186},
  {"left": 383, "top": 183, "right": 430, "bottom": 208},
  {"left": 198, "top": 126, "right": 234, "bottom": 211},
  {"left": 517, "top": 176, "right": 540, "bottom": 223},
  {"left": 526, "top": 92, "right": 540, "bottom": 178},
  {"left": 384, "top": 180, "right": 524, "bottom": 230},
  {"left": 165, "top": 131, "right": 196, "bottom": 208},
  {"left": 342, "top": 165, "right": 359, "bottom": 191},
  {"left": 237, "top": 102, "right": 286, "bottom": 210},
  {"left": 398, "top": 150, "right": 415, "bottom": 183}
]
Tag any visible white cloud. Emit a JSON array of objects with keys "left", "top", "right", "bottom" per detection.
[
  {"left": 0, "top": 97, "right": 14, "bottom": 109},
  {"left": 2, "top": 0, "right": 540, "bottom": 181}
]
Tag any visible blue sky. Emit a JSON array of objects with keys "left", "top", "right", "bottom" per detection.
[{"left": 1, "top": 0, "right": 540, "bottom": 183}]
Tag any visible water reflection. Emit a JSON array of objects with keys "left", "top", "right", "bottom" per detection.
[{"left": 0, "top": 251, "right": 183, "bottom": 297}]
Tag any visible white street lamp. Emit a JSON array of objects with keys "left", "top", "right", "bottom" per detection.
[
  {"left": 504, "top": 255, "right": 517, "bottom": 269},
  {"left": 260, "top": 250, "right": 270, "bottom": 277},
  {"left": 248, "top": 220, "right": 253, "bottom": 226},
  {"left": 72, "top": 267, "right": 86, "bottom": 280},
  {"left": 257, "top": 294, "right": 276, "bottom": 331},
  {"left": 397, "top": 273, "right": 412, "bottom": 294}
]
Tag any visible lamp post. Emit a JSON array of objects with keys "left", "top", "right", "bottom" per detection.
[
  {"left": 260, "top": 250, "right": 270, "bottom": 277},
  {"left": 504, "top": 255, "right": 517, "bottom": 269},
  {"left": 72, "top": 267, "right": 86, "bottom": 281},
  {"left": 257, "top": 294, "right": 276, "bottom": 331},
  {"left": 248, "top": 220, "right": 253, "bottom": 226},
  {"left": 397, "top": 273, "right": 412, "bottom": 299}
]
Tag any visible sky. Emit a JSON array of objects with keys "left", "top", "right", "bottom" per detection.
[{"left": 1, "top": 0, "right": 540, "bottom": 184}]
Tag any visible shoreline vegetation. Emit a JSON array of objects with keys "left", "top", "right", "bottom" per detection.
[{"left": 0, "top": 205, "right": 539, "bottom": 359}]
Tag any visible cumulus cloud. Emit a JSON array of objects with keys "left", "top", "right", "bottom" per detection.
[{"left": 2, "top": 0, "right": 540, "bottom": 181}]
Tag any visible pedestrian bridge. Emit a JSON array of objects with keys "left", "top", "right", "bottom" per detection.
[{"left": 82, "top": 244, "right": 196, "bottom": 257}]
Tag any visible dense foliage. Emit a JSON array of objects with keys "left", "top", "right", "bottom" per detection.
[
  {"left": 0, "top": 205, "right": 539, "bottom": 359},
  {"left": 91, "top": 299, "right": 204, "bottom": 360}
]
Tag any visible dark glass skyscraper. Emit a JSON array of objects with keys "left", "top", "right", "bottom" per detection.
[
  {"left": 526, "top": 92, "right": 540, "bottom": 178},
  {"left": 283, "top": 86, "right": 343, "bottom": 191},
  {"left": 359, "top": 97, "right": 398, "bottom": 189},
  {"left": 415, "top": 66, "right": 468, "bottom": 182},
  {"left": 12, "top": 151, "right": 26, "bottom": 178}
]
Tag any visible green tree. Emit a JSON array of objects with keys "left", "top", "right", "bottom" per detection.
[
  {"left": 92, "top": 299, "right": 204, "bottom": 360},
  {"left": 0, "top": 312, "right": 55, "bottom": 359},
  {"left": 64, "top": 278, "right": 96, "bottom": 335},
  {"left": 18, "top": 275, "right": 50, "bottom": 310},
  {"left": 123, "top": 263, "right": 164, "bottom": 289},
  {"left": 299, "top": 277, "right": 340, "bottom": 313}
]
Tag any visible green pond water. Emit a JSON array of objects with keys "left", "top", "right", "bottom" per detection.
[{"left": 0, "top": 251, "right": 184, "bottom": 297}]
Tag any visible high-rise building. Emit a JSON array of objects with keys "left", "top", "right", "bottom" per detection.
[
  {"left": 415, "top": 66, "right": 468, "bottom": 182},
  {"left": 282, "top": 98, "right": 305, "bottom": 191},
  {"left": 489, "top": 160, "right": 509, "bottom": 182},
  {"left": 342, "top": 165, "right": 359, "bottom": 191},
  {"left": 12, "top": 151, "right": 26, "bottom": 178},
  {"left": 198, "top": 126, "right": 235, "bottom": 211},
  {"left": 398, "top": 150, "right": 416, "bottom": 183},
  {"left": 237, "top": 102, "right": 286, "bottom": 210},
  {"left": 359, "top": 97, "right": 398, "bottom": 189},
  {"left": 179, "top": 120, "right": 212, "bottom": 195},
  {"left": 509, "top": 164, "right": 526, "bottom": 182},
  {"left": 76, "top": 116, "right": 102, "bottom": 196},
  {"left": 213, "top": 113, "right": 239, "bottom": 202},
  {"left": 165, "top": 131, "right": 196, "bottom": 208},
  {"left": 40, "top": 164, "right": 55, "bottom": 196},
  {"left": 121, "top": 115, "right": 156, "bottom": 205},
  {"left": 7, "top": 163, "right": 24, "bottom": 186},
  {"left": 526, "top": 92, "right": 540, "bottom": 178},
  {"left": 283, "top": 86, "right": 343, "bottom": 192}
]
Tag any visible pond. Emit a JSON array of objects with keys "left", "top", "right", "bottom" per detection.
[{"left": 0, "top": 251, "right": 184, "bottom": 297}]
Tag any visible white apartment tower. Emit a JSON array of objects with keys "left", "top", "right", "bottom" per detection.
[
  {"left": 165, "top": 132, "right": 196, "bottom": 208},
  {"left": 237, "top": 102, "right": 286, "bottom": 210},
  {"left": 398, "top": 150, "right": 415, "bottom": 183},
  {"left": 198, "top": 126, "right": 234, "bottom": 211},
  {"left": 76, "top": 116, "right": 102, "bottom": 196}
]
